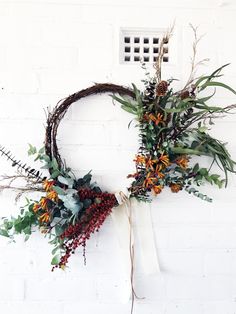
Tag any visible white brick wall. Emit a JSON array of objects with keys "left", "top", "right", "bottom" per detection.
[{"left": 0, "top": 1, "right": 236, "bottom": 314}]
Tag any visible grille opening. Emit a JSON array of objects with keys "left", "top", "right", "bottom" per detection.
[
  {"left": 125, "top": 46, "right": 131, "bottom": 53},
  {"left": 164, "top": 47, "right": 168, "bottom": 54},
  {"left": 134, "top": 56, "right": 140, "bottom": 62},
  {"left": 143, "top": 47, "right": 149, "bottom": 53},
  {"left": 125, "top": 56, "right": 130, "bottom": 61},
  {"left": 124, "top": 37, "right": 130, "bottom": 43},
  {"left": 134, "top": 47, "right": 140, "bottom": 53},
  {"left": 134, "top": 37, "right": 140, "bottom": 43},
  {"left": 153, "top": 37, "right": 159, "bottom": 44}
]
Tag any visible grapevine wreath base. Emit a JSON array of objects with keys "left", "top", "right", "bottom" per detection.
[
  {"left": 44, "top": 83, "right": 136, "bottom": 269},
  {"left": 0, "top": 27, "right": 236, "bottom": 314}
]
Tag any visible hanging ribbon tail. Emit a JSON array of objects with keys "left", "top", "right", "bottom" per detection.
[
  {"left": 133, "top": 199, "right": 160, "bottom": 275},
  {"left": 111, "top": 196, "right": 133, "bottom": 303},
  {"left": 111, "top": 191, "right": 160, "bottom": 303}
]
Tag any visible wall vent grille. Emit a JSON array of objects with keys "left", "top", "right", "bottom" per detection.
[{"left": 120, "top": 28, "right": 169, "bottom": 64}]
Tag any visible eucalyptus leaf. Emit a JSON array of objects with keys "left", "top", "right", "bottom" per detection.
[
  {"left": 58, "top": 175, "right": 74, "bottom": 187},
  {"left": 51, "top": 157, "right": 59, "bottom": 171},
  {"left": 51, "top": 254, "right": 61, "bottom": 265},
  {"left": 53, "top": 186, "right": 66, "bottom": 195},
  {"left": 66, "top": 189, "right": 78, "bottom": 195},
  {"left": 52, "top": 246, "right": 60, "bottom": 255},
  {"left": 171, "top": 146, "right": 208, "bottom": 156},
  {"left": 51, "top": 170, "right": 60, "bottom": 179},
  {"left": 0, "top": 229, "right": 9, "bottom": 237},
  {"left": 200, "top": 81, "right": 236, "bottom": 95}
]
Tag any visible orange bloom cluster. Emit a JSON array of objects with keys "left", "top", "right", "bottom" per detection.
[
  {"left": 158, "top": 153, "right": 170, "bottom": 167},
  {"left": 32, "top": 180, "right": 59, "bottom": 225},
  {"left": 148, "top": 113, "right": 165, "bottom": 126},
  {"left": 170, "top": 183, "right": 182, "bottom": 193},
  {"left": 142, "top": 173, "right": 163, "bottom": 195},
  {"left": 152, "top": 185, "right": 163, "bottom": 195},
  {"left": 143, "top": 173, "right": 157, "bottom": 188},
  {"left": 134, "top": 153, "right": 170, "bottom": 169},
  {"left": 43, "top": 180, "right": 55, "bottom": 192},
  {"left": 175, "top": 155, "right": 189, "bottom": 169},
  {"left": 135, "top": 152, "right": 170, "bottom": 196},
  {"left": 47, "top": 190, "right": 58, "bottom": 202},
  {"left": 155, "top": 164, "right": 165, "bottom": 179},
  {"left": 134, "top": 155, "right": 146, "bottom": 164},
  {"left": 39, "top": 212, "right": 50, "bottom": 223}
]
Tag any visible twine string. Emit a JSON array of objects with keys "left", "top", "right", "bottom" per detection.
[{"left": 118, "top": 192, "right": 144, "bottom": 314}]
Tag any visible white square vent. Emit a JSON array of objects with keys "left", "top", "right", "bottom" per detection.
[{"left": 120, "top": 28, "right": 169, "bottom": 64}]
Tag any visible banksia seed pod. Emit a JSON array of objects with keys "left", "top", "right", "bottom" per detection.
[
  {"left": 156, "top": 80, "right": 168, "bottom": 96},
  {"left": 180, "top": 90, "right": 190, "bottom": 100}
]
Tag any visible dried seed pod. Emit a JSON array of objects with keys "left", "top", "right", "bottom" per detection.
[
  {"left": 180, "top": 90, "right": 190, "bottom": 100},
  {"left": 156, "top": 80, "right": 168, "bottom": 96}
]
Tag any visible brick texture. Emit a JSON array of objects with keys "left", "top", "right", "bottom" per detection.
[{"left": 0, "top": 1, "right": 236, "bottom": 314}]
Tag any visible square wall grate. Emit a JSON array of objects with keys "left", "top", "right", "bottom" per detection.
[{"left": 120, "top": 28, "right": 169, "bottom": 64}]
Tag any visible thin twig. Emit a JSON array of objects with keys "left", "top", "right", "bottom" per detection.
[
  {"left": 182, "top": 24, "right": 209, "bottom": 91},
  {"left": 154, "top": 23, "right": 175, "bottom": 82}
]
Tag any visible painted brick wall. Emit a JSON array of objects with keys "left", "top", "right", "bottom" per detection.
[{"left": 0, "top": 1, "right": 236, "bottom": 313}]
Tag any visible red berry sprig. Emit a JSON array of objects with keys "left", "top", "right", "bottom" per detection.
[{"left": 52, "top": 189, "right": 117, "bottom": 270}]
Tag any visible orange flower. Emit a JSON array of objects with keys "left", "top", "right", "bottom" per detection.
[
  {"left": 39, "top": 197, "right": 48, "bottom": 210},
  {"left": 43, "top": 180, "right": 55, "bottom": 192},
  {"left": 47, "top": 190, "right": 58, "bottom": 202},
  {"left": 39, "top": 212, "right": 50, "bottom": 223},
  {"left": 170, "top": 183, "right": 182, "bottom": 193},
  {"left": 152, "top": 185, "right": 163, "bottom": 195},
  {"left": 134, "top": 155, "right": 146, "bottom": 164},
  {"left": 33, "top": 203, "right": 40, "bottom": 213},
  {"left": 148, "top": 113, "right": 164, "bottom": 126},
  {"left": 143, "top": 173, "right": 157, "bottom": 188},
  {"left": 145, "top": 158, "right": 156, "bottom": 170},
  {"left": 155, "top": 165, "right": 165, "bottom": 179},
  {"left": 158, "top": 153, "right": 170, "bottom": 167},
  {"left": 176, "top": 156, "right": 189, "bottom": 169}
]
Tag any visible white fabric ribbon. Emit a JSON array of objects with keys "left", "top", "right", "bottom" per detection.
[
  {"left": 111, "top": 191, "right": 134, "bottom": 303},
  {"left": 133, "top": 199, "right": 160, "bottom": 274},
  {"left": 111, "top": 190, "right": 160, "bottom": 303}
]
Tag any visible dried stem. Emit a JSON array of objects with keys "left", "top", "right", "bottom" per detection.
[
  {"left": 0, "top": 185, "right": 44, "bottom": 193},
  {"left": 45, "top": 83, "right": 135, "bottom": 172},
  {"left": 0, "top": 172, "right": 44, "bottom": 202},
  {"left": 182, "top": 24, "right": 209, "bottom": 90},
  {"left": 0, "top": 173, "right": 43, "bottom": 185},
  {"left": 154, "top": 23, "right": 175, "bottom": 82}
]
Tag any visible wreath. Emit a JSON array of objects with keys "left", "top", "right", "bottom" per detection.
[{"left": 0, "top": 27, "right": 236, "bottom": 273}]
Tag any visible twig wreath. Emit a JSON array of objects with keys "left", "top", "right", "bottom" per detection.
[{"left": 0, "top": 26, "right": 236, "bottom": 310}]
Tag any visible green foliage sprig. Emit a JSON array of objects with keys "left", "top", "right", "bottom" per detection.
[{"left": 0, "top": 146, "right": 116, "bottom": 269}]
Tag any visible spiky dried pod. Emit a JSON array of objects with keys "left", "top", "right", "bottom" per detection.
[
  {"left": 180, "top": 90, "right": 190, "bottom": 100},
  {"left": 156, "top": 80, "right": 168, "bottom": 96}
]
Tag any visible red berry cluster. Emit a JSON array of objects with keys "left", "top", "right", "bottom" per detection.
[
  {"left": 78, "top": 188, "right": 98, "bottom": 200},
  {"left": 52, "top": 189, "right": 117, "bottom": 270}
]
